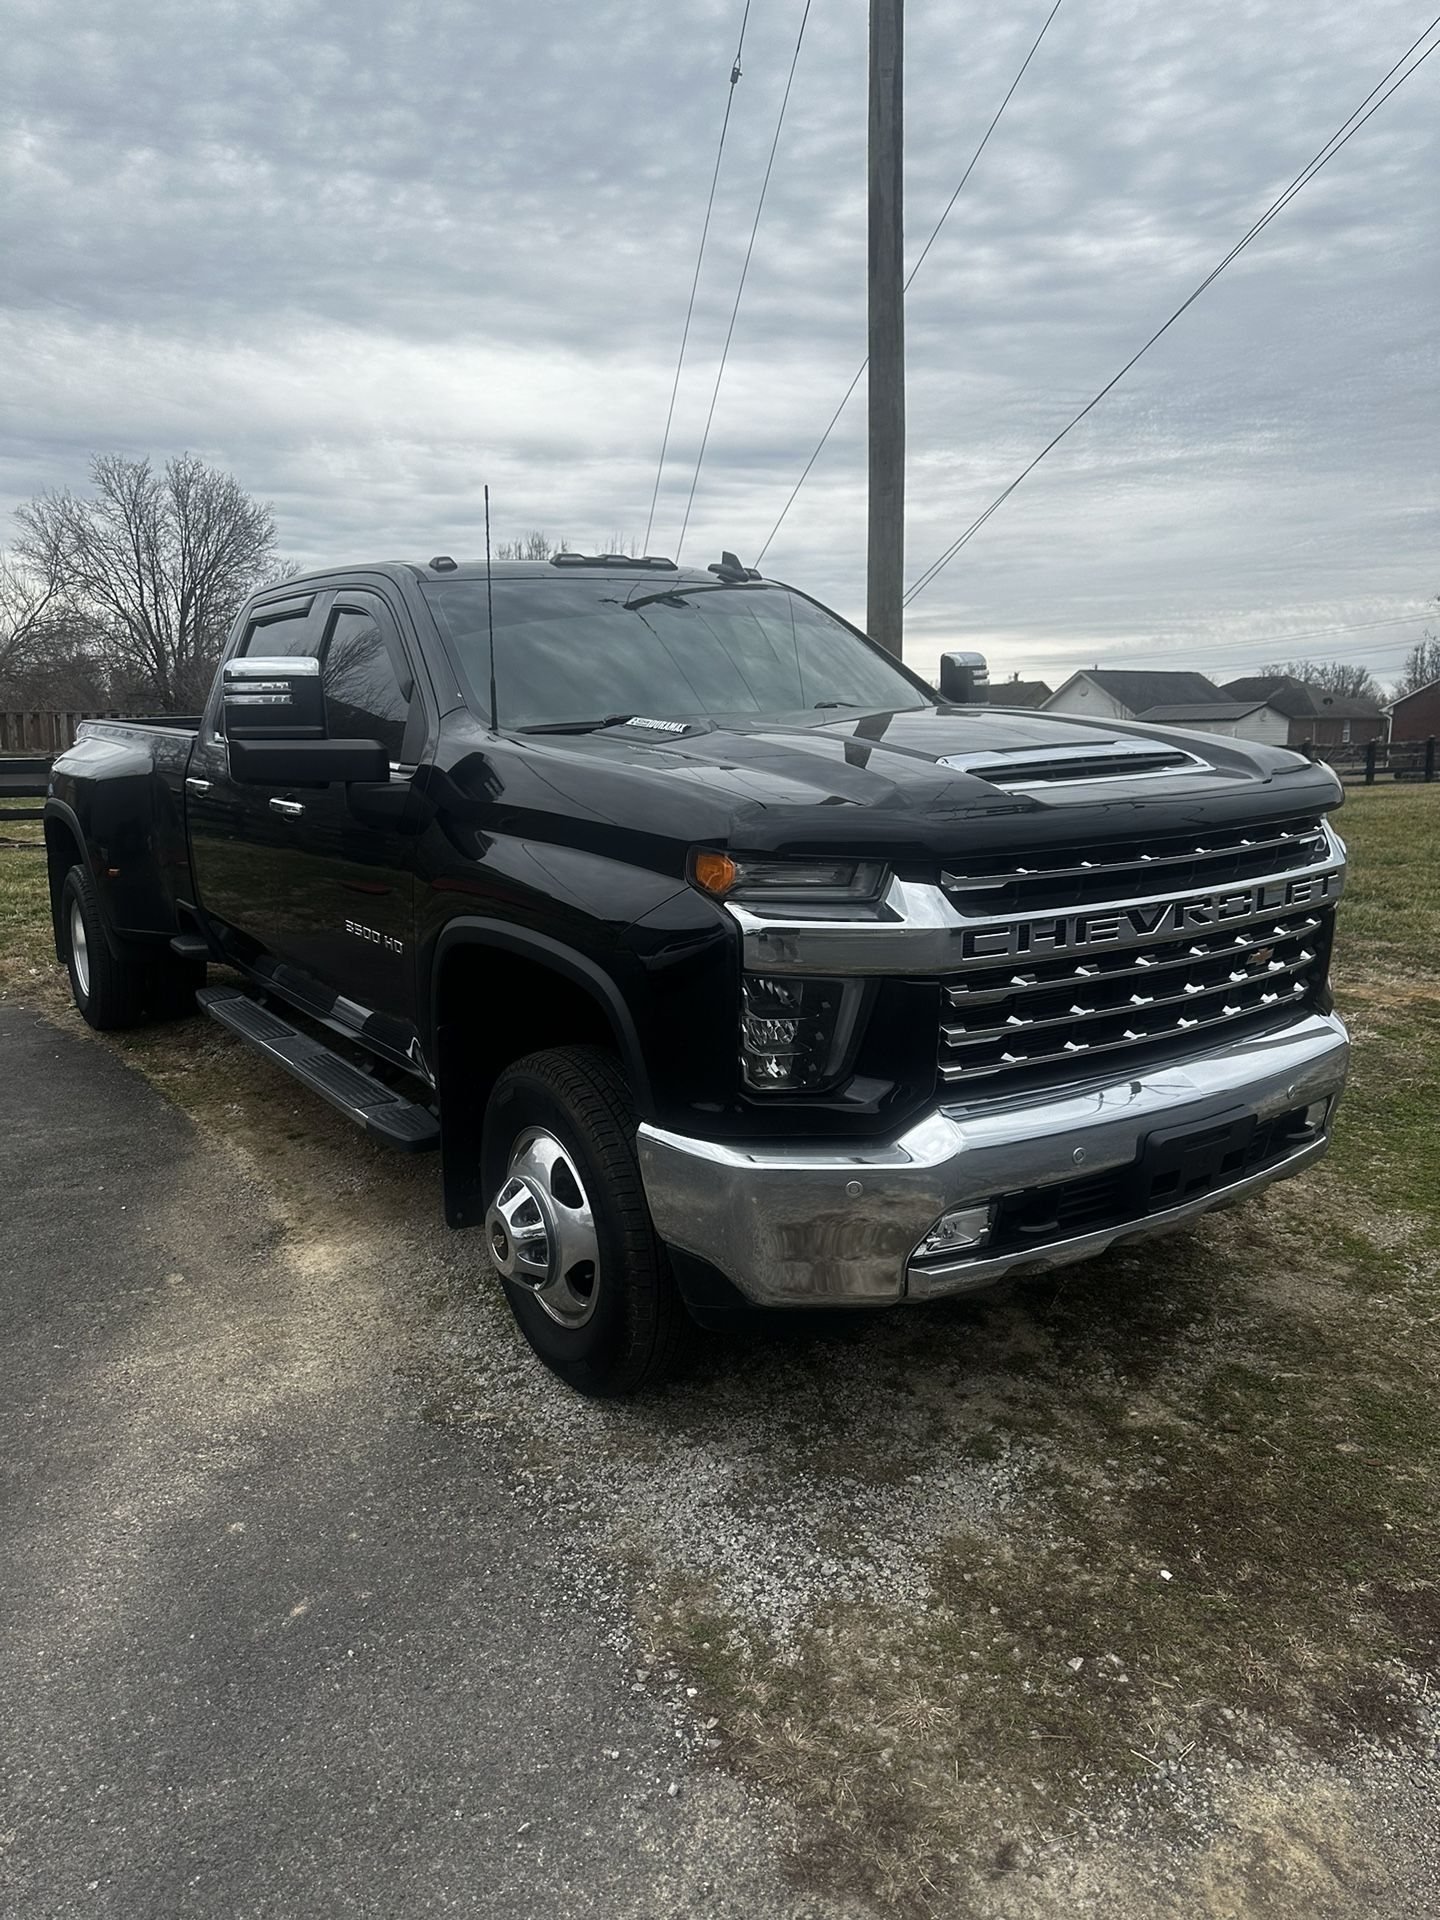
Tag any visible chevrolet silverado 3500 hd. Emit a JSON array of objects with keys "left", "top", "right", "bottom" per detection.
[{"left": 46, "top": 552, "right": 1349, "bottom": 1394}]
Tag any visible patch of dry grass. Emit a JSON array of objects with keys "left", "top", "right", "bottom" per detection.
[{"left": 637, "top": 785, "right": 1440, "bottom": 1916}]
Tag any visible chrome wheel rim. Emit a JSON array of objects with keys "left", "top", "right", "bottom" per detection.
[
  {"left": 69, "top": 899, "right": 90, "bottom": 999},
  {"left": 485, "top": 1128, "right": 601, "bottom": 1328}
]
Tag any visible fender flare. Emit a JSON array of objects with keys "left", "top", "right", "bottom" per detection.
[
  {"left": 429, "top": 917, "right": 654, "bottom": 1116},
  {"left": 40, "top": 799, "right": 109, "bottom": 960},
  {"left": 42, "top": 795, "right": 87, "bottom": 860}
]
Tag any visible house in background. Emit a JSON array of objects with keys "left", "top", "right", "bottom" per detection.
[
  {"left": 1041, "top": 666, "right": 1387, "bottom": 751},
  {"left": 1388, "top": 677, "right": 1440, "bottom": 742},
  {"left": 1129, "top": 697, "right": 1288, "bottom": 744},
  {"left": 1042, "top": 669, "right": 1224, "bottom": 721},
  {"left": 992, "top": 675, "right": 1052, "bottom": 708},
  {"left": 1219, "top": 676, "right": 1388, "bottom": 749}
]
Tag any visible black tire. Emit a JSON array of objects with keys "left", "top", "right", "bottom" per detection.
[
  {"left": 481, "top": 1046, "right": 693, "bottom": 1397},
  {"left": 58, "top": 864, "right": 203, "bottom": 1031}
]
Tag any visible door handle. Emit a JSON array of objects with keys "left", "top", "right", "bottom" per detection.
[
  {"left": 185, "top": 777, "right": 212, "bottom": 794},
  {"left": 269, "top": 797, "right": 305, "bottom": 818}
]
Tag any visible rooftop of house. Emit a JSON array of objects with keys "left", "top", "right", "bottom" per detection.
[
  {"left": 1388, "top": 676, "right": 1440, "bottom": 710},
  {"left": 992, "top": 678, "right": 1052, "bottom": 708},
  {"left": 1136, "top": 700, "right": 1269, "bottom": 723},
  {"left": 1051, "top": 669, "right": 1224, "bottom": 711},
  {"left": 1221, "top": 674, "right": 1385, "bottom": 720}
]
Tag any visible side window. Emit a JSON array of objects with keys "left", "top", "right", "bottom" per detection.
[
  {"left": 321, "top": 606, "right": 411, "bottom": 760},
  {"left": 240, "top": 610, "right": 315, "bottom": 656}
]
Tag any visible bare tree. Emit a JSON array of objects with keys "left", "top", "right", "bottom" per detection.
[
  {"left": 493, "top": 530, "right": 649, "bottom": 561},
  {"left": 0, "top": 547, "right": 65, "bottom": 689},
  {"left": 1392, "top": 624, "right": 1440, "bottom": 700},
  {"left": 0, "top": 623, "right": 124, "bottom": 711},
  {"left": 15, "top": 453, "right": 280, "bottom": 711},
  {"left": 1259, "top": 658, "right": 1379, "bottom": 702},
  {"left": 494, "top": 530, "right": 570, "bottom": 561}
]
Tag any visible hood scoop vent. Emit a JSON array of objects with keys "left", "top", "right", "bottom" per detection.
[{"left": 940, "top": 738, "right": 1205, "bottom": 791}]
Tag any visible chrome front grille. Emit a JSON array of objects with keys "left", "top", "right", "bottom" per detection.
[
  {"left": 936, "top": 819, "right": 1342, "bottom": 1091},
  {"left": 940, "top": 815, "right": 1329, "bottom": 916}
]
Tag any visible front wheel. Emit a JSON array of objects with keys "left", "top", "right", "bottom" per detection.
[{"left": 481, "top": 1047, "right": 692, "bottom": 1397}]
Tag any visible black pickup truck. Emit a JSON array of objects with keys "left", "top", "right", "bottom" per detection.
[{"left": 45, "top": 552, "right": 1349, "bottom": 1394}]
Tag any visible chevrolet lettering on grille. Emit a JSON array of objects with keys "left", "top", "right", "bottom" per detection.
[{"left": 952, "top": 867, "right": 1344, "bottom": 964}]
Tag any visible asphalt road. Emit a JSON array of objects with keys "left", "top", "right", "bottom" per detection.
[{"left": 0, "top": 1006, "right": 845, "bottom": 1920}]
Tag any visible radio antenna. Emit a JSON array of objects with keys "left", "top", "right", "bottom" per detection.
[{"left": 484, "top": 484, "right": 499, "bottom": 729}]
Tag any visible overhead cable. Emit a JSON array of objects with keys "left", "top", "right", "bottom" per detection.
[
  {"left": 675, "top": 0, "right": 814, "bottom": 561},
  {"left": 904, "top": 20, "right": 1440, "bottom": 605},
  {"left": 754, "top": 0, "right": 1067, "bottom": 563},
  {"left": 642, "top": 1, "right": 753, "bottom": 554}
]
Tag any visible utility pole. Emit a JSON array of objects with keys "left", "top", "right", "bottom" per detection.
[{"left": 867, "top": 0, "right": 905, "bottom": 657}]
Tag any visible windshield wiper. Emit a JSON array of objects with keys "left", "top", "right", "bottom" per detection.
[
  {"left": 626, "top": 581, "right": 773, "bottom": 612},
  {"left": 519, "top": 713, "right": 637, "bottom": 735}
]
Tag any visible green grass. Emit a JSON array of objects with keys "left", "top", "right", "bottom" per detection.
[
  {"left": 0, "top": 819, "right": 53, "bottom": 1001},
  {"left": 1333, "top": 783, "right": 1440, "bottom": 982}
]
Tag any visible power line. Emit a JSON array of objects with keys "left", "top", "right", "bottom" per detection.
[
  {"left": 903, "top": 19, "right": 1440, "bottom": 605},
  {"left": 905, "top": 0, "right": 1066, "bottom": 290},
  {"left": 755, "top": 0, "right": 1067, "bottom": 564},
  {"left": 926, "top": 634, "right": 1423, "bottom": 695},
  {"left": 675, "top": 0, "right": 814, "bottom": 562},
  {"left": 642, "top": 1, "right": 752, "bottom": 554},
  {"left": 1198, "top": 613, "right": 1434, "bottom": 649},
  {"left": 1190, "top": 637, "right": 1426, "bottom": 670},
  {"left": 906, "top": 21, "right": 1440, "bottom": 603},
  {"left": 949, "top": 612, "right": 1434, "bottom": 662},
  {"left": 931, "top": 622, "right": 1435, "bottom": 703}
]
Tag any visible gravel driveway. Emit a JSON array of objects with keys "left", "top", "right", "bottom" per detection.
[{"left": 0, "top": 1004, "right": 855, "bottom": 1920}]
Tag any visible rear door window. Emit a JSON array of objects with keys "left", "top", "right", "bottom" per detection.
[{"left": 240, "top": 607, "right": 317, "bottom": 656}]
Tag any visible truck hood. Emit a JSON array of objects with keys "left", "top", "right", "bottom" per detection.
[
  {"left": 439, "top": 704, "right": 1342, "bottom": 865},
  {"left": 500, "top": 705, "right": 1338, "bottom": 853}
]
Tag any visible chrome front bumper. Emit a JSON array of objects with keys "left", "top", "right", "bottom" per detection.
[{"left": 637, "top": 1010, "right": 1349, "bottom": 1308}]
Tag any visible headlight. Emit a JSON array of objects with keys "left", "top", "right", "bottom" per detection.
[
  {"left": 740, "top": 974, "right": 862, "bottom": 1091},
  {"left": 690, "top": 850, "right": 888, "bottom": 904}
]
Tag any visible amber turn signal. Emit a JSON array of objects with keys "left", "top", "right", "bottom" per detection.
[{"left": 692, "top": 851, "right": 738, "bottom": 896}]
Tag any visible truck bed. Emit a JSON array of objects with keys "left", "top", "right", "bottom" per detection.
[
  {"left": 75, "top": 716, "right": 202, "bottom": 738},
  {"left": 48, "top": 718, "right": 203, "bottom": 944}
]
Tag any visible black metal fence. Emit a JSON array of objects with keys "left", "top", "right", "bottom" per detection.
[
  {"left": 0, "top": 754, "right": 50, "bottom": 824},
  {"left": 1301, "top": 737, "right": 1437, "bottom": 785}
]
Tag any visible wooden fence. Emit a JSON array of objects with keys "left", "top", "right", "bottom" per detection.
[{"left": 0, "top": 710, "right": 136, "bottom": 755}]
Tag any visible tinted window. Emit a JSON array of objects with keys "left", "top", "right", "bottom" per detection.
[
  {"left": 422, "top": 580, "right": 928, "bottom": 730},
  {"left": 241, "top": 609, "right": 314, "bottom": 656},
  {"left": 322, "top": 607, "right": 410, "bottom": 758}
]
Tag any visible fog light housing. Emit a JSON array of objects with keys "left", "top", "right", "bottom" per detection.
[
  {"left": 1301, "top": 1098, "right": 1330, "bottom": 1134},
  {"left": 915, "top": 1203, "right": 994, "bottom": 1259},
  {"left": 740, "top": 974, "right": 860, "bottom": 1092}
]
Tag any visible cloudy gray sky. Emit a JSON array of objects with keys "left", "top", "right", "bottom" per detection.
[{"left": 3, "top": 0, "right": 1436, "bottom": 690}]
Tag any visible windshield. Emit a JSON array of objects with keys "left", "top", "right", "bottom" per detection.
[{"left": 422, "top": 579, "right": 931, "bottom": 730}]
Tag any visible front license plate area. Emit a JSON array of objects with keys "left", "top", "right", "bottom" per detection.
[{"left": 1135, "top": 1107, "right": 1257, "bottom": 1211}]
